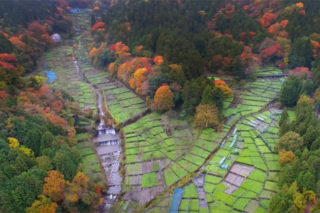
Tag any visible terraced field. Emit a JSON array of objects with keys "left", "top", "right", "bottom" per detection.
[
  {"left": 40, "top": 46, "right": 98, "bottom": 114},
  {"left": 122, "top": 113, "right": 192, "bottom": 203},
  {"left": 120, "top": 112, "right": 234, "bottom": 203},
  {"left": 141, "top": 77, "right": 284, "bottom": 213},
  {"left": 224, "top": 78, "right": 283, "bottom": 121},
  {"left": 146, "top": 108, "right": 281, "bottom": 213},
  {"left": 203, "top": 109, "right": 281, "bottom": 212},
  {"left": 102, "top": 83, "right": 148, "bottom": 124},
  {"left": 255, "top": 67, "right": 283, "bottom": 76},
  {"left": 79, "top": 66, "right": 149, "bottom": 124},
  {"left": 75, "top": 132, "right": 106, "bottom": 187}
]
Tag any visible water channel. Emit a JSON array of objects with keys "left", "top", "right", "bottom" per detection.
[{"left": 72, "top": 53, "right": 122, "bottom": 211}]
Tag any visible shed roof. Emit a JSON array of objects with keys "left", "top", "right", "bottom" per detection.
[{"left": 94, "top": 134, "right": 119, "bottom": 143}]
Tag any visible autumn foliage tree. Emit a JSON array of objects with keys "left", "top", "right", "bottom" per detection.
[
  {"left": 153, "top": 56, "right": 164, "bottom": 66},
  {"left": 9, "top": 36, "right": 27, "bottom": 51},
  {"left": 65, "top": 172, "right": 89, "bottom": 203},
  {"left": 91, "top": 22, "right": 106, "bottom": 32},
  {"left": 259, "top": 12, "right": 278, "bottom": 28},
  {"left": 43, "top": 170, "right": 65, "bottom": 202},
  {"left": 0, "top": 53, "right": 18, "bottom": 70},
  {"left": 8, "top": 137, "right": 20, "bottom": 148},
  {"left": 279, "top": 149, "right": 296, "bottom": 165},
  {"left": 260, "top": 44, "right": 284, "bottom": 63},
  {"left": 111, "top": 56, "right": 153, "bottom": 96},
  {"left": 214, "top": 79, "right": 233, "bottom": 98},
  {"left": 89, "top": 42, "right": 107, "bottom": 66},
  {"left": 25, "top": 21, "right": 54, "bottom": 50},
  {"left": 130, "top": 67, "right": 149, "bottom": 96},
  {"left": 194, "top": 104, "right": 220, "bottom": 129},
  {"left": 26, "top": 195, "right": 58, "bottom": 213},
  {"left": 153, "top": 85, "right": 174, "bottom": 112},
  {"left": 289, "top": 67, "right": 313, "bottom": 79},
  {"left": 109, "top": 42, "right": 131, "bottom": 59},
  {"left": 62, "top": 172, "right": 102, "bottom": 210}
]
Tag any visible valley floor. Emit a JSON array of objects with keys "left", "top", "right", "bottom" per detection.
[{"left": 38, "top": 10, "right": 285, "bottom": 213}]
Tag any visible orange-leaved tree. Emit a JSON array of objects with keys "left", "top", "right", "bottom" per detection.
[
  {"left": 153, "top": 84, "right": 174, "bottom": 112},
  {"left": 214, "top": 79, "right": 233, "bottom": 98},
  {"left": 43, "top": 170, "right": 65, "bottom": 202},
  {"left": 109, "top": 42, "right": 131, "bottom": 59},
  {"left": 296, "top": 2, "right": 304, "bottom": 8},
  {"left": 153, "top": 56, "right": 164, "bottom": 65},
  {"left": 65, "top": 172, "right": 89, "bottom": 203},
  {"left": 89, "top": 42, "right": 107, "bottom": 66},
  {"left": 132, "top": 67, "right": 148, "bottom": 94},
  {"left": 91, "top": 22, "right": 106, "bottom": 32},
  {"left": 10, "top": 37, "right": 27, "bottom": 51}
]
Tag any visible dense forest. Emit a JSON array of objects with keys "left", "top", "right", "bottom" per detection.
[
  {"left": 1, "top": 0, "right": 320, "bottom": 212},
  {"left": 89, "top": 0, "right": 320, "bottom": 122},
  {"left": 0, "top": 0, "right": 105, "bottom": 212}
]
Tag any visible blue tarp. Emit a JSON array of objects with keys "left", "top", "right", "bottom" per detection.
[
  {"left": 70, "top": 8, "right": 81, "bottom": 13},
  {"left": 169, "top": 188, "right": 185, "bottom": 213},
  {"left": 45, "top": 70, "right": 57, "bottom": 83}
]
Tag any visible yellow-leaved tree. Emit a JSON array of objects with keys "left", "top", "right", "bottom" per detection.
[
  {"left": 26, "top": 195, "right": 58, "bottom": 213},
  {"left": 8, "top": 137, "right": 19, "bottom": 148},
  {"left": 153, "top": 85, "right": 174, "bottom": 112},
  {"left": 279, "top": 149, "right": 296, "bottom": 165},
  {"left": 194, "top": 104, "right": 220, "bottom": 129}
]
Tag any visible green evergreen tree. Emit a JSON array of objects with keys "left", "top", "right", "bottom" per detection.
[
  {"left": 279, "top": 109, "right": 289, "bottom": 127},
  {"left": 201, "top": 85, "right": 215, "bottom": 105},
  {"left": 311, "top": 138, "right": 320, "bottom": 150},
  {"left": 212, "top": 87, "right": 225, "bottom": 110},
  {"left": 40, "top": 131, "right": 54, "bottom": 155},
  {"left": 289, "top": 36, "right": 313, "bottom": 68},
  {"left": 303, "top": 126, "right": 318, "bottom": 149},
  {"left": 53, "top": 149, "right": 78, "bottom": 180},
  {"left": 24, "top": 129, "right": 42, "bottom": 156},
  {"left": 280, "top": 76, "right": 303, "bottom": 107},
  {"left": 0, "top": 34, "right": 13, "bottom": 53}
]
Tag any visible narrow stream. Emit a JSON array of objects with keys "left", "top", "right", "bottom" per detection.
[{"left": 72, "top": 56, "right": 122, "bottom": 211}]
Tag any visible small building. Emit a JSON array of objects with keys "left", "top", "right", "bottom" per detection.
[
  {"left": 94, "top": 133, "right": 119, "bottom": 146},
  {"left": 98, "top": 127, "right": 116, "bottom": 135},
  {"left": 51, "top": 33, "right": 62, "bottom": 43}
]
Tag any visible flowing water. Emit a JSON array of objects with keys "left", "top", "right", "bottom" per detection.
[{"left": 72, "top": 56, "right": 122, "bottom": 212}]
